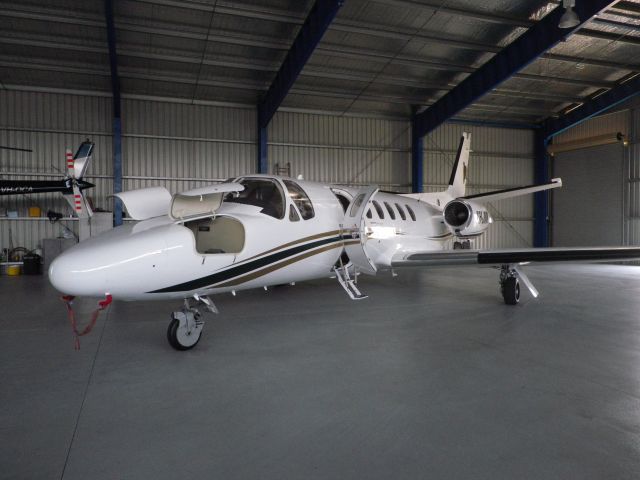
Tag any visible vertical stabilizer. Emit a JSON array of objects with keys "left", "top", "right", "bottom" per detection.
[{"left": 447, "top": 132, "right": 471, "bottom": 198}]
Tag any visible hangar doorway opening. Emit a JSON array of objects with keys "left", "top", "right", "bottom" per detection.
[{"left": 552, "top": 143, "right": 625, "bottom": 247}]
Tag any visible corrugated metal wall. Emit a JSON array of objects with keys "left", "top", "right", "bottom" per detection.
[
  {"left": 122, "top": 99, "right": 255, "bottom": 193},
  {"left": 269, "top": 111, "right": 410, "bottom": 191},
  {"left": 554, "top": 110, "right": 629, "bottom": 144},
  {"left": 0, "top": 90, "right": 113, "bottom": 251},
  {"left": 2, "top": 89, "right": 538, "bottom": 252},
  {"left": 425, "top": 124, "right": 535, "bottom": 249}
]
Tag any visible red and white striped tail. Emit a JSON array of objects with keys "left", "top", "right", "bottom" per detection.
[
  {"left": 74, "top": 193, "right": 82, "bottom": 212},
  {"left": 66, "top": 149, "right": 74, "bottom": 177}
]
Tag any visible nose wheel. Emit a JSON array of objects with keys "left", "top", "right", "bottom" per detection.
[
  {"left": 167, "top": 296, "right": 217, "bottom": 350},
  {"left": 167, "top": 310, "right": 203, "bottom": 350}
]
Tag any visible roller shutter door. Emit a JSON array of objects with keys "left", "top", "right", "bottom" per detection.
[{"left": 551, "top": 143, "right": 624, "bottom": 246}]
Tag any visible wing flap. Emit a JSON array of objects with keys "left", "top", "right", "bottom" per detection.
[{"left": 391, "top": 246, "right": 640, "bottom": 267}]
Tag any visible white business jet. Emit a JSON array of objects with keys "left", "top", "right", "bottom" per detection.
[{"left": 48, "top": 133, "right": 640, "bottom": 350}]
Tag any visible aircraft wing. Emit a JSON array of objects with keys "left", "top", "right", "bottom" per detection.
[{"left": 391, "top": 246, "right": 640, "bottom": 268}]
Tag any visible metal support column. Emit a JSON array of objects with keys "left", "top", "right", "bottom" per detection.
[
  {"left": 105, "top": 0, "right": 122, "bottom": 226},
  {"left": 533, "top": 130, "right": 550, "bottom": 247},
  {"left": 256, "top": 0, "right": 343, "bottom": 172},
  {"left": 257, "top": 123, "right": 268, "bottom": 174},
  {"left": 112, "top": 117, "right": 122, "bottom": 225},
  {"left": 411, "top": 117, "right": 423, "bottom": 193}
]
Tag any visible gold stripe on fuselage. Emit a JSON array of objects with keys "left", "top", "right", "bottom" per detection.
[
  {"left": 241, "top": 229, "right": 343, "bottom": 263},
  {"left": 216, "top": 239, "right": 360, "bottom": 288}
]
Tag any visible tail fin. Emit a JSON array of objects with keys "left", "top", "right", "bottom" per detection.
[
  {"left": 71, "top": 140, "right": 94, "bottom": 180},
  {"left": 447, "top": 132, "right": 471, "bottom": 198},
  {"left": 63, "top": 140, "right": 95, "bottom": 218}
]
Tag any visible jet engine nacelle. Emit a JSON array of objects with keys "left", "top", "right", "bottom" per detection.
[{"left": 443, "top": 199, "right": 492, "bottom": 238}]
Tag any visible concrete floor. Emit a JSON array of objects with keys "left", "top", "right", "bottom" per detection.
[{"left": 2, "top": 264, "right": 640, "bottom": 479}]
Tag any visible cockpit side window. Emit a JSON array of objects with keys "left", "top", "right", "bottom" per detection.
[
  {"left": 224, "top": 178, "right": 285, "bottom": 219},
  {"left": 283, "top": 180, "right": 315, "bottom": 220},
  {"left": 289, "top": 205, "right": 300, "bottom": 222}
]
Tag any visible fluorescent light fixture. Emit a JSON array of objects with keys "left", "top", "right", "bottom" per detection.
[{"left": 559, "top": 0, "right": 580, "bottom": 28}]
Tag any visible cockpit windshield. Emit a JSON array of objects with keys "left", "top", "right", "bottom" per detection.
[{"left": 223, "top": 178, "right": 285, "bottom": 219}]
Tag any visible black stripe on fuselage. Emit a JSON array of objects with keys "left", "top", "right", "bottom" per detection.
[{"left": 148, "top": 234, "right": 349, "bottom": 293}]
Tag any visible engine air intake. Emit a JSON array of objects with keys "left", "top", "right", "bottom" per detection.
[{"left": 444, "top": 201, "right": 470, "bottom": 228}]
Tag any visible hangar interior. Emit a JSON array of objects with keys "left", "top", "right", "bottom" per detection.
[{"left": 3, "top": 0, "right": 640, "bottom": 479}]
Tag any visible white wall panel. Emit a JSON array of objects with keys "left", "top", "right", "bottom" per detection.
[
  {"left": 122, "top": 99, "right": 255, "bottom": 194},
  {"left": 269, "top": 111, "right": 411, "bottom": 191}
]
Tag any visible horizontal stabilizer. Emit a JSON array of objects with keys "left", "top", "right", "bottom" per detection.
[
  {"left": 461, "top": 178, "right": 562, "bottom": 203},
  {"left": 391, "top": 246, "right": 640, "bottom": 268}
]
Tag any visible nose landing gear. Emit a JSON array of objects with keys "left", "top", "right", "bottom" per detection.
[{"left": 167, "top": 296, "right": 218, "bottom": 350}]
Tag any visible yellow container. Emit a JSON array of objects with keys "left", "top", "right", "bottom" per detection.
[
  {"left": 6, "top": 265, "right": 21, "bottom": 276},
  {"left": 28, "top": 206, "right": 41, "bottom": 217}
]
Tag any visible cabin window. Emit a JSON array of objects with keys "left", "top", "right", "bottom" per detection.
[
  {"left": 185, "top": 216, "right": 245, "bottom": 254},
  {"left": 284, "top": 180, "right": 314, "bottom": 220},
  {"left": 366, "top": 209, "right": 372, "bottom": 219},
  {"left": 225, "top": 178, "right": 285, "bottom": 219},
  {"left": 395, "top": 203, "right": 406, "bottom": 221},
  {"left": 372, "top": 200, "right": 384, "bottom": 219},
  {"left": 405, "top": 204, "right": 416, "bottom": 221},
  {"left": 384, "top": 201, "right": 396, "bottom": 220}
]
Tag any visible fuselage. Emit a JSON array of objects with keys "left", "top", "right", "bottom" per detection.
[{"left": 49, "top": 175, "right": 450, "bottom": 300}]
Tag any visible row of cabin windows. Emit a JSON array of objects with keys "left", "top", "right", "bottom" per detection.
[{"left": 366, "top": 201, "right": 417, "bottom": 222}]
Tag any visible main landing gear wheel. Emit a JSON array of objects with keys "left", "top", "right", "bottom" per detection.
[
  {"left": 167, "top": 310, "right": 203, "bottom": 351},
  {"left": 501, "top": 276, "right": 520, "bottom": 305}
]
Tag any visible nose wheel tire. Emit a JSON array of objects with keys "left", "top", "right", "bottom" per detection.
[
  {"left": 502, "top": 276, "right": 520, "bottom": 305},
  {"left": 167, "top": 312, "right": 203, "bottom": 350}
]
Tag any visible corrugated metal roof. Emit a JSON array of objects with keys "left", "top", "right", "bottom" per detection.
[{"left": 1, "top": 0, "right": 639, "bottom": 124}]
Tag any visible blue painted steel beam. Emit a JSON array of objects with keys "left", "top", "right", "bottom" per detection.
[
  {"left": 257, "top": 123, "right": 268, "bottom": 174},
  {"left": 411, "top": 116, "right": 423, "bottom": 193},
  {"left": 533, "top": 130, "right": 550, "bottom": 247},
  {"left": 105, "top": 0, "right": 123, "bottom": 226},
  {"left": 542, "top": 74, "right": 640, "bottom": 139},
  {"left": 257, "top": 0, "right": 343, "bottom": 129},
  {"left": 448, "top": 118, "right": 539, "bottom": 130},
  {"left": 413, "top": 0, "right": 617, "bottom": 139}
]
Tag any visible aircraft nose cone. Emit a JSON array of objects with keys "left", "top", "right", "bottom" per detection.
[{"left": 48, "top": 250, "right": 107, "bottom": 296}]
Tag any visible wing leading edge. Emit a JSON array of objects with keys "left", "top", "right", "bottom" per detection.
[{"left": 391, "top": 247, "right": 640, "bottom": 268}]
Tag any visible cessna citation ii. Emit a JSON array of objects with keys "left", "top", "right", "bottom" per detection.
[{"left": 49, "top": 133, "right": 640, "bottom": 350}]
